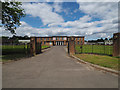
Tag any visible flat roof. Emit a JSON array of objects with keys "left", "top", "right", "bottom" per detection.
[{"left": 31, "top": 36, "right": 85, "bottom": 38}]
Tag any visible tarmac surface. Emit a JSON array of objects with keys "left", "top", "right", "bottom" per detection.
[{"left": 2, "top": 46, "right": 118, "bottom": 88}]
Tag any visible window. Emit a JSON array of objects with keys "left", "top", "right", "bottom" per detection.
[
  {"left": 44, "top": 41, "right": 46, "bottom": 44},
  {"left": 59, "top": 37, "right": 61, "bottom": 40},
  {"left": 51, "top": 38, "right": 53, "bottom": 40},
  {"left": 47, "top": 38, "right": 49, "bottom": 40},
  {"left": 44, "top": 38, "right": 46, "bottom": 40},
  {"left": 78, "top": 41, "right": 79, "bottom": 44},
  {"left": 56, "top": 37, "right": 58, "bottom": 40},
  {"left": 41, "top": 38, "right": 42, "bottom": 40},
  {"left": 41, "top": 42, "right": 42, "bottom": 44},
  {"left": 62, "top": 37, "right": 63, "bottom": 40},
  {"left": 78, "top": 38, "right": 79, "bottom": 40},
  {"left": 68, "top": 38, "right": 70, "bottom": 41}
]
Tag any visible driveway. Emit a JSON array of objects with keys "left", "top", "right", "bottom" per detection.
[{"left": 2, "top": 46, "right": 118, "bottom": 88}]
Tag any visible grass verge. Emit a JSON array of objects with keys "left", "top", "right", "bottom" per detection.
[
  {"left": 1, "top": 45, "right": 50, "bottom": 62},
  {"left": 42, "top": 45, "right": 50, "bottom": 49},
  {"left": 74, "top": 54, "right": 119, "bottom": 70},
  {"left": 1, "top": 54, "right": 30, "bottom": 63}
]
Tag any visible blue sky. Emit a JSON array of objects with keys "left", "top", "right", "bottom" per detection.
[
  {"left": 1, "top": 2, "right": 118, "bottom": 40},
  {"left": 20, "top": 2, "right": 86, "bottom": 28}
]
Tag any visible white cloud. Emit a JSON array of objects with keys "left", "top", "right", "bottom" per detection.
[
  {"left": 53, "top": 2, "right": 62, "bottom": 13},
  {"left": 47, "top": 15, "right": 118, "bottom": 39},
  {"left": 77, "top": 2, "right": 118, "bottom": 20},
  {"left": 0, "top": 27, "right": 13, "bottom": 37},
  {"left": 12, "top": 16, "right": 118, "bottom": 38},
  {"left": 1, "top": 2, "right": 118, "bottom": 40},
  {"left": 1, "top": 17, "right": 118, "bottom": 39},
  {"left": 48, "top": 15, "right": 92, "bottom": 27},
  {"left": 22, "top": 3, "right": 64, "bottom": 25}
]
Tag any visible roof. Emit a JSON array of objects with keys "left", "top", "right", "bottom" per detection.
[
  {"left": 18, "top": 40, "right": 30, "bottom": 43},
  {"left": 31, "top": 36, "right": 85, "bottom": 38}
]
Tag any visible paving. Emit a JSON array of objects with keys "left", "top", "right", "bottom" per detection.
[{"left": 2, "top": 46, "right": 118, "bottom": 88}]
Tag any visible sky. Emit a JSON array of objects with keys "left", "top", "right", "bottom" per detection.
[{"left": 1, "top": 1, "right": 119, "bottom": 40}]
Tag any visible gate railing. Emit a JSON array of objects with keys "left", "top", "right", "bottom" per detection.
[
  {"left": 2, "top": 43, "right": 31, "bottom": 55},
  {"left": 36, "top": 42, "right": 42, "bottom": 54},
  {"left": 75, "top": 44, "right": 113, "bottom": 56}
]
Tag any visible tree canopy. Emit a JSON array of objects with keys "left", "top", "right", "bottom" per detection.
[{"left": 1, "top": 1, "right": 26, "bottom": 34}]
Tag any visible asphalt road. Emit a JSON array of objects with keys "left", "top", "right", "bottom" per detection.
[{"left": 2, "top": 46, "right": 118, "bottom": 88}]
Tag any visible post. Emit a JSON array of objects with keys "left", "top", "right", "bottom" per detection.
[
  {"left": 24, "top": 43, "right": 27, "bottom": 54},
  {"left": 37, "top": 42, "right": 42, "bottom": 54},
  {"left": 30, "top": 37, "right": 37, "bottom": 56},
  {"left": 113, "top": 33, "right": 120, "bottom": 57},
  {"left": 68, "top": 37, "right": 75, "bottom": 55},
  {"left": 104, "top": 45, "right": 105, "bottom": 54},
  {"left": 68, "top": 41, "right": 69, "bottom": 53},
  {"left": 92, "top": 44, "right": 93, "bottom": 53},
  {"left": 40, "top": 42, "right": 42, "bottom": 53},
  {"left": 27, "top": 43, "right": 29, "bottom": 55}
]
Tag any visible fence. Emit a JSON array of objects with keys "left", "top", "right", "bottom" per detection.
[
  {"left": 75, "top": 44, "right": 113, "bottom": 56},
  {"left": 2, "top": 43, "right": 31, "bottom": 55},
  {"left": 35, "top": 42, "right": 42, "bottom": 54}
]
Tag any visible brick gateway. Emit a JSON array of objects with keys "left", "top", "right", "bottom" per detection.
[{"left": 30, "top": 36, "right": 84, "bottom": 56}]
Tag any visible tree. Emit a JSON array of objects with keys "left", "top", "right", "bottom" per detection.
[
  {"left": 109, "top": 37, "right": 113, "bottom": 40},
  {"left": 105, "top": 38, "right": 108, "bottom": 40},
  {"left": 97, "top": 38, "right": 104, "bottom": 42},
  {"left": 1, "top": 1, "right": 26, "bottom": 34}
]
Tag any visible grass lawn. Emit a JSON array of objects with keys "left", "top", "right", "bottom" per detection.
[
  {"left": 2, "top": 45, "right": 30, "bottom": 55},
  {"left": 1, "top": 54, "right": 29, "bottom": 62},
  {"left": 42, "top": 45, "right": 50, "bottom": 49},
  {"left": 74, "top": 54, "right": 119, "bottom": 70},
  {"left": 75, "top": 45, "right": 113, "bottom": 55},
  {"left": 1, "top": 45, "right": 50, "bottom": 62}
]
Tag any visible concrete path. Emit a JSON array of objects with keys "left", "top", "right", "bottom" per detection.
[{"left": 2, "top": 46, "right": 118, "bottom": 88}]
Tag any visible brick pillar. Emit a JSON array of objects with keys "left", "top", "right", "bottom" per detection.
[
  {"left": 30, "top": 37, "right": 37, "bottom": 56},
  {"left": 113, "top": 33, "right": 120, "bottom": 57},
  {"left": 39, "top": 38, "right": 41, "bottom": 43},
  {"left": 64, "top": 41, "right": 66, "bottom": 45},
  {"left": 68, "top": 37, "right": 75, "bottom": 55}
]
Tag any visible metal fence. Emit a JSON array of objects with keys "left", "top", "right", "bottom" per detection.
[
  {"left": 2, "top": 43, "right": 31, "bottom": 55},
  {"left": 35, "top": 42, "right": 42, "bottom": 54},
  {"left": 75, "top": 44, "right": 113, "bottom": 56}
]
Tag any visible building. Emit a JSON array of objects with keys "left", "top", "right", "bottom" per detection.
[
  {"left": 35, "top": 36, "right": 84, "bottom": 46},
  {"left": 18, "top": 40, "right": 30, "bottom": 44},
  {"left": 104, "top": 40, "right": 113, "bottom": 45}
]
